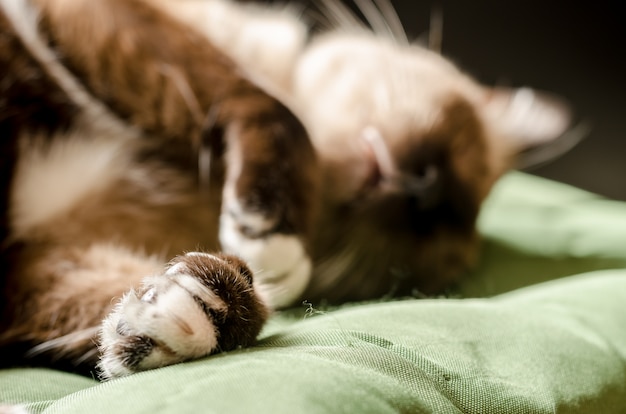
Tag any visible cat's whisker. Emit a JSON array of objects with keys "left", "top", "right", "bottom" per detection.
[
  {"left": 353, "top": 0, "right": 397, "bottom": 41},
  {"left": 314, "top": 243, "right": 359, "bottom": 292},
  {"left": 371, "top": 0, "right": 409, "bottom": 44},
  {"left": 428, "top": 5, "right": 443, "bottom": 53},
  {"left": 74, "top": 347, "right": 100, "bottom": 366},
  {"left": 518, "top": 121, "right": 591, "bottom": 170},
  {"left": 305, "top": 9, "right": 334, "bottom": 31},
  {"left": 158, "top": 64, "right": 204, "bottom": 128},
  {"left": 321, "top": 0, "right": 409, "bottom": 44},
  {"left": 25, "top": 327, "right": 100, "bottom": 358},
  {"left": 317, "top": 0, "right": 363, "bottom": 32}
]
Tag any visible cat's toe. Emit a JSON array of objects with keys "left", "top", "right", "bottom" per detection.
[
  {"left": 97, "top": 252, "right": 268, "bottom": 379},
  {"left": 220, "top": 209, "right": 311, "bottom": 308}
]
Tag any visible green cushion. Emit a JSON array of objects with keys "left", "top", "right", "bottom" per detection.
[
  {"left": 2, "top": 172, "right": 626, "bottom": 413},
  {"left": 464, "top": 172, "right": 626, "bottom": 296}
]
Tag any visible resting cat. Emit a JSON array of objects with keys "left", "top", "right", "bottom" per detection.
[{"left": 0, "top": 0, "right": 573, "bottom": 379}]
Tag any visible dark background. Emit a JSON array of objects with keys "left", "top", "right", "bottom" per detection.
[{"left": 377, "top": 1, "right": 626, "bottom": 200}]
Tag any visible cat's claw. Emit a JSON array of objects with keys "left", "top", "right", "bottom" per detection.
[
  {"left": 97, "top": 252, "right": 268, "bottom": 380},
  {"left": 219, "top": 207, "right": 312, "bottom": 309}
]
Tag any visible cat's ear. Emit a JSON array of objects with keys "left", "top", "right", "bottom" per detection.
[{"left": 480, "top": 87, "right": 586, "bottom": 169}]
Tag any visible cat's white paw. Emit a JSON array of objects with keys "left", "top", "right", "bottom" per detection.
[
  {"left": 219, "top": 205, "right": 311, "bottom": 309},
  {"left": 97, "top": 252, "right": 268, "bottom": 379}
]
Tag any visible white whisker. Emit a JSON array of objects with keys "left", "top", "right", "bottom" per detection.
[
  {"left": 319, "top": 0, "right": 409, "bottom": 44},
  {"left": 518, "top": 122, "right": 590, "bottom": 170},
  {"left": 25, "top": 327, "right": 99, "bottom": 358},
  {"left": 74, "top": 347, "right": 100, "bottom": 365},
  {"left": 305, "top": 9, "right": 334, "bottom": 31},
  {"left": 372, "top": 0, "right": 409, "bottom": 44},
  {"left": 159, "top": 64, "right": 204, "bottom": 128},
  {"left": 314, "top": 244, "right": 358, "bottom": 291},
  {"left": 353, "top": 0, "right": 395, "bottom": 40},
  {"left": 317, "top": 0, "right": 365, "bottom": 32},
  {"left": 428, "top": 5, "right": 443, "bottom": 53}
]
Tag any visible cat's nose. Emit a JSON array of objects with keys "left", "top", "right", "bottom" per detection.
[
  {"left": 406, "top": 164, "right": 439, "bottom": 192},
  {"left": 372, "top": 164, "right": 442, "bottom": 210},
  {"left": 402, "top": 164, "right": 442, "bottom": 210}
]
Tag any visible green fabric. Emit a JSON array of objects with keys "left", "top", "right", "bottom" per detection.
[
  {"left": 2, "top": 172, "right": 626, "bottom": 413},
  {"left": 463, "top": 172, "right": 626, "bottom": 296}
]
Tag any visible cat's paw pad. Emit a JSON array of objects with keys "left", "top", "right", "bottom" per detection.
[
  {"left": 219, "top": 206, "right": 311, "bottom": 309},
  {"left": 97, "top": 252, "right": 268, "bottom": 379}
]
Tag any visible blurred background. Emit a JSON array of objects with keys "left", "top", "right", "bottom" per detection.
[
  {"left": 387, "top": 0, "right": 626, "bottom": 200},
  {"left": 278, "top": 0, "right": 626, "bottom": 200}
]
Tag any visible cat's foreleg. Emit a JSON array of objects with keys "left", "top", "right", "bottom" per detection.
[{"left": 218, "top": 103, "right": 319, "bottom": 309}]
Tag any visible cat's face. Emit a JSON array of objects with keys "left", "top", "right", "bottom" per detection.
[{"left": 293, "top": 34, "right": 572, "bottom": 301}]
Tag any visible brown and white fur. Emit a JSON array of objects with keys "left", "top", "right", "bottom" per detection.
[{"left": 0, "top": 0, "right": 573, "bottom": 379}]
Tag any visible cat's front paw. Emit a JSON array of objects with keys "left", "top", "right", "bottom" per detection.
[
  {"left": 97, "top": 252, "right": 268, "bottom": 380},
  {"left": 219, "top": 205, "right": 311, "bottom": 309}
]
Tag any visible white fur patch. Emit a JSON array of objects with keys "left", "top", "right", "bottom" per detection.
[
  {"left": 219, "top": 208, "right": 311, "bottom": 308},
  {"left": 9, "top": 131, "right": 134, "bottom": 238}
]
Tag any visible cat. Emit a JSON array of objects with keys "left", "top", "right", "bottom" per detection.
[{"left": 0, "top": 0, "right": 573, "bottom": 380}]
